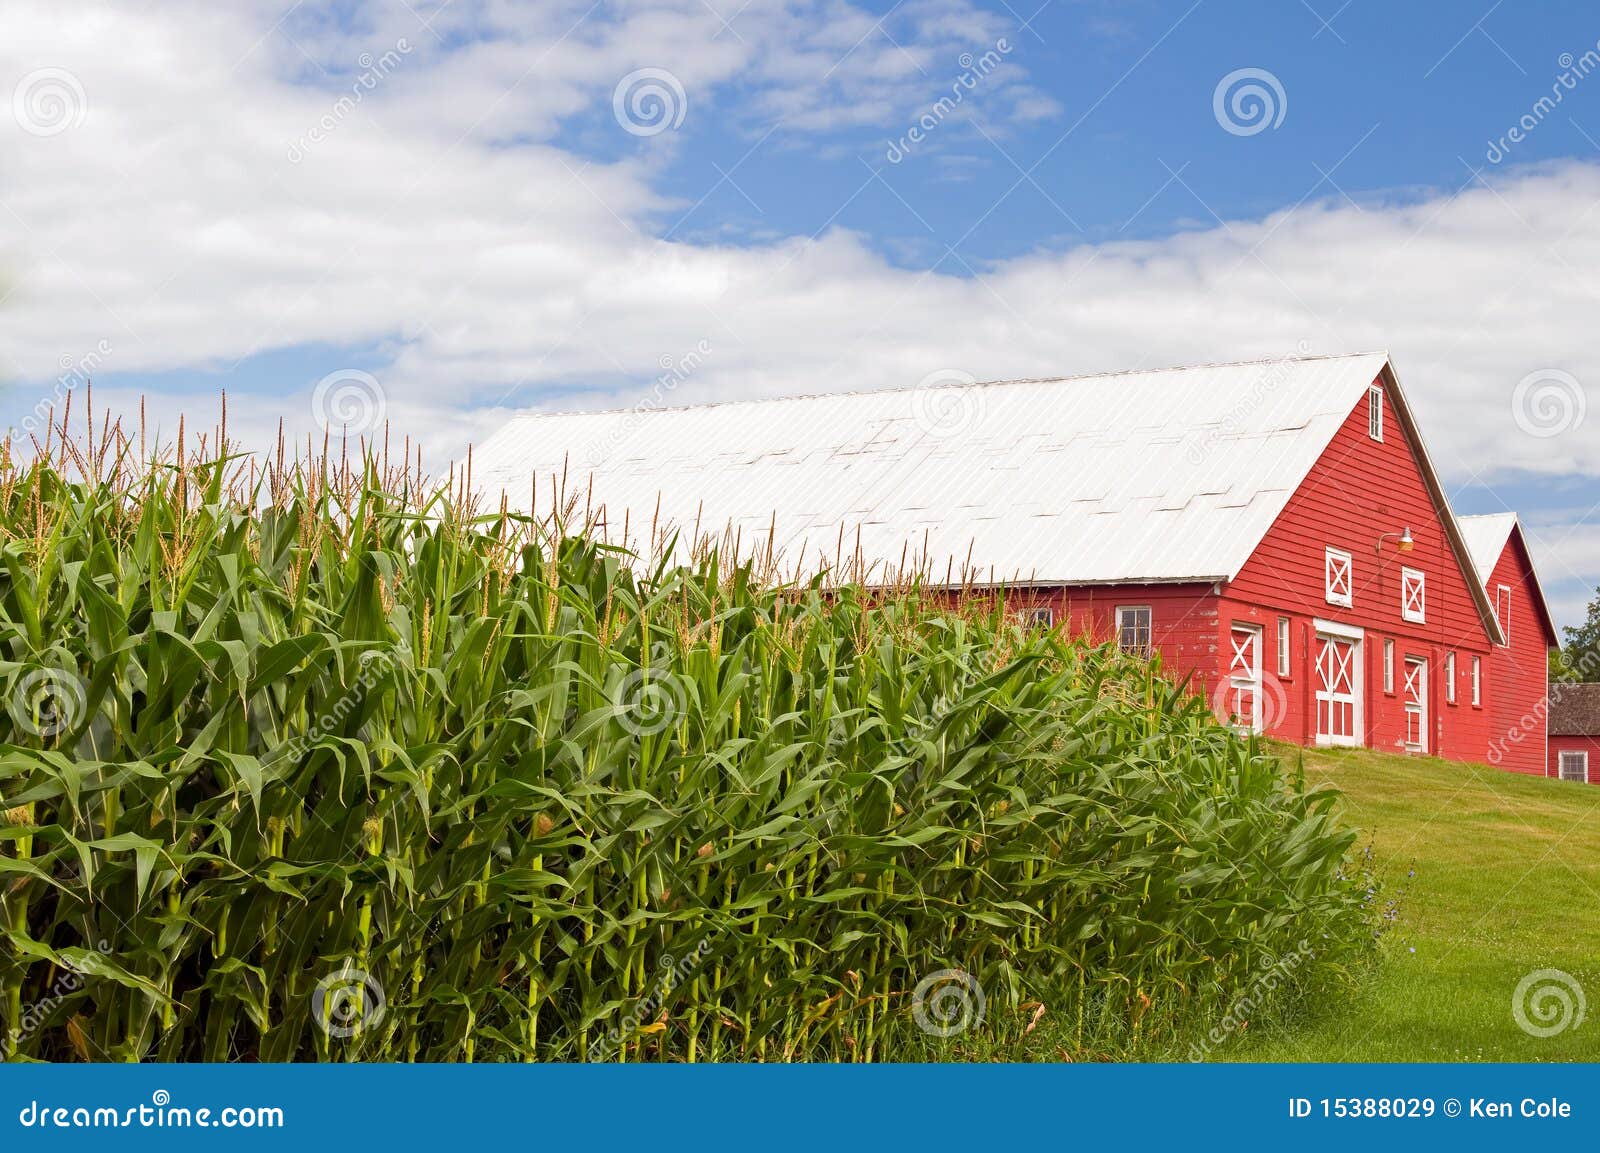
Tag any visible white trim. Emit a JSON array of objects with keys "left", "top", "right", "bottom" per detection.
[
  {"left": 1313, "top": 617, "right": 1365, "bottom": 641},
  {"left": 1402, "top": 656, "right": 1429, "bottom": 753},
  {"left": 1382, "top": 637, "right": 1395, "bottom": 693},
  {"left": 1226, "top": 623, "right": 1265, "bottom": 734},
  {"left": 1115, "top": 604, "right": 1153, "bottom": 657},
  {"left": 1495, "top": 584, "right": 1512, "bottom": 646},
  {"left": 1470, "top": 655, "right": 1481, "bottom": 707},
  {"left": 1276, "top": 616, "right": 1291, "bottom": 678},
  {"left": 1368, "top": 385, "right": 1384, "bottom": 441},
  {"left": 1325, "top": 547, "right": 1354, "bottom": 608},
  {"left": 1401, "top": 567, "right": 1426, "bottom": 624},
  {"left": 1444, "top": 651, "right": 1457, "bottom": 704},
  {"left": 1558, "top": 750, "right": 1589, "bottom": 783}
]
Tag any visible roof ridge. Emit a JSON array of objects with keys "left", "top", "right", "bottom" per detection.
[{"left": 493, "top": 350, "right": 1391, "bottom": 424}]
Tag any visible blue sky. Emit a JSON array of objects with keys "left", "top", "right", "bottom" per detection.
[{"left": 2, "top": 0, "right": 1598, "bottom": 625}]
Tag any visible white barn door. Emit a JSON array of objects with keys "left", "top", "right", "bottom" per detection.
[
  {"left": 1224, "top": 625, "right": 1264, "bottom": 734},
  {"left": 1314, "top": 627, "right": 1363, "bottom": 747},
  {"left": 1403, "top": 657, "right": 1428, "bottom": 753}
]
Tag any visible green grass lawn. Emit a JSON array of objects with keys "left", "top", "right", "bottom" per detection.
[{"left": 1230, "top": 744, "right": 1600, "bottom": 1061}]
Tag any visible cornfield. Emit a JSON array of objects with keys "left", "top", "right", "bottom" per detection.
[{"left": 0, "top": 407, "right": 1376, "bottom": 1062}]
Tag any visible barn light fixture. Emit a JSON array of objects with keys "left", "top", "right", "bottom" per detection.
[{"left": 1376, "top": 527, "right": 1414, "bottom": 554}]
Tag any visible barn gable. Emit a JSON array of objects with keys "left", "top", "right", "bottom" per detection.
[{"left": 1458, "top": 513, "right": 1560, "bottom": 647}]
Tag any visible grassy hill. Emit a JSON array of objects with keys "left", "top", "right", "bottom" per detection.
[{"left": 1230, "top": 744, "right": 1600, "bottom": 1061}]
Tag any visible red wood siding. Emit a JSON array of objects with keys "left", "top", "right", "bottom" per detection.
[
  {"left": 1048, "top": 584, "right": 1222, "bottom": 698},
  {"left": 1483, "top": 532, "right": 1554, "bottom": 775},
  {"left": 1549, "top": 735, "right": 1600, "bottom": 783},
  {"left": 1223, "top": 375, "right": 1494, "bottom": 760}
]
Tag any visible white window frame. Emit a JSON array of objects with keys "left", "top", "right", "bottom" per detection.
[
  {"left": 1495, "top": 584, "right": 1512, "bottom": 645},
  {"left": 1367, "top": 385, "right": 1384, "bottom": 442},
  {"left": 1026, "top": 606, "right": 1054, "bottom": 629},
  {"left": 1401, "top": 567, "right": 1426, "bottom": 624},
  {"left": 1383, "top": 638, "right": 1395, "bottom": 693},
  {"left": 1325, "top": 547, "right": 1354, "bottom": 608},
  {"left": 1559, "top": 750, "right": 1589, "bottom": 783},
  {"left": 1471, "top": 655, "right": 1481, "bottom": 707},
  {"left": 1276, "top": 616, "right": 1291, "bottom": 677},
  {"left": 1116, "top": 605, "right": 1152, "bottom": 658},
  {"left": 1444, "top": 652, "right": 1456, "bottom": 704}
]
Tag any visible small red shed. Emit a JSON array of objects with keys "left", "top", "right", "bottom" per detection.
[{"left": 1548, "top": 682, "right": 1600, "bottom": 784}]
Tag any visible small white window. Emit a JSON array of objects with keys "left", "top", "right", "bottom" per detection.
[
  {"left": 1401, "top": 567, "right": 1426, "bottom": 624},
  {"left": 1495, "top": 584, "right": 1512, "bottom": 645},
  {"left": 1277, "top": 617, "right": 1291, "bottom": 677},
  {"left": 1116, "top": 605, "right": 1152, "bottom": 658},
  {"left": 1445, "top": 652, "right": 1456, "bottom": 704},
  {"left": 1325, "top": 547, "right": 1353, "bottom": 608},
  {"left": 1559, "top": 751, "right": 1589, "bottom": 782},
  {"left": 1367, "top": 385, "right": 1384, "bottom": 441},
  {"left": 1383, "top": 638, "right": 1395, "bottom": 693},
  {"left": 1026, "top": 606, "right": 1054, "bottom": 628},
  {"left": 1471, "top": 655, "right": 1481, "bottom": 707}
]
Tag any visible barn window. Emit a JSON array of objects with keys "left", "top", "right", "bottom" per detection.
[
  {"left": 1559, "top": 751, "right": 1589, "bottom": 782},
  {"left": 1116, "top": 605, "right": 1152, "bottom": 658},
  {"left": 1324, "top": 548, "right": 1353, "bottom": 608},
  {"left": 1383, "top": 638, "right": 1395, "bottom": 693},
  {"left": 1444, "top": 652, "right": 1457, "bottom": 704},
  {"left": 1401, "top": 567, "right": 1426, "bottom": 623},
  {"left": 1276, "top": 617, "right": 1291, "bottom": 677},
  {"left": 1495, "top": 584, "right": 1512, "bottom": 645},
  {"left": 1367, "top": 386, "right": 1384, "bottom": 441},
  {"left": 1471, "top": 655, "right": 1481, "bottom": 707},
  {"left": 1026, "top": 607, "right": 1054, "bottom": 629}
]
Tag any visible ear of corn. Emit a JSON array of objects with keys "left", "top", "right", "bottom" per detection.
[{"left": 0, "top": 418, "right": 1376, "bottom": 1061}]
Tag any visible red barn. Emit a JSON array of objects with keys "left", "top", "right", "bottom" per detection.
[
  {"left": 1458, "top": 513, "right": 1561, "bottom": 775},
  {"left": 1547, "top": 682, "right": 1600, "bottom": 784},
  {"left": 475, "top": 351, "right": 1560, "bottom": 769}
]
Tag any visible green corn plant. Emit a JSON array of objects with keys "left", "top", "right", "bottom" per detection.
[{"left": 0, "top": 408, "right": 1378, "bottom": 1062}]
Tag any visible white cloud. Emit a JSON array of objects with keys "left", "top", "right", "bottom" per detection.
[{"left": 1, "top": 0, "right": 1598, "bottom": 616}]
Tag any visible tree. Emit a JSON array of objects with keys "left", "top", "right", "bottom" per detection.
[{"left": 1557, "top": 587, "right": 1600, "bottom": 682}]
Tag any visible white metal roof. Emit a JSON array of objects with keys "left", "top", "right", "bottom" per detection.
[
  {"left": 473, "top": 351, "right": 1395, "bottom": 586},
  {"left": 1457, "top": 513, "right": 1519, "bottom": 588},
  {"left": 1456, "top": 512, "right": 1560, "bottom": 643}
]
